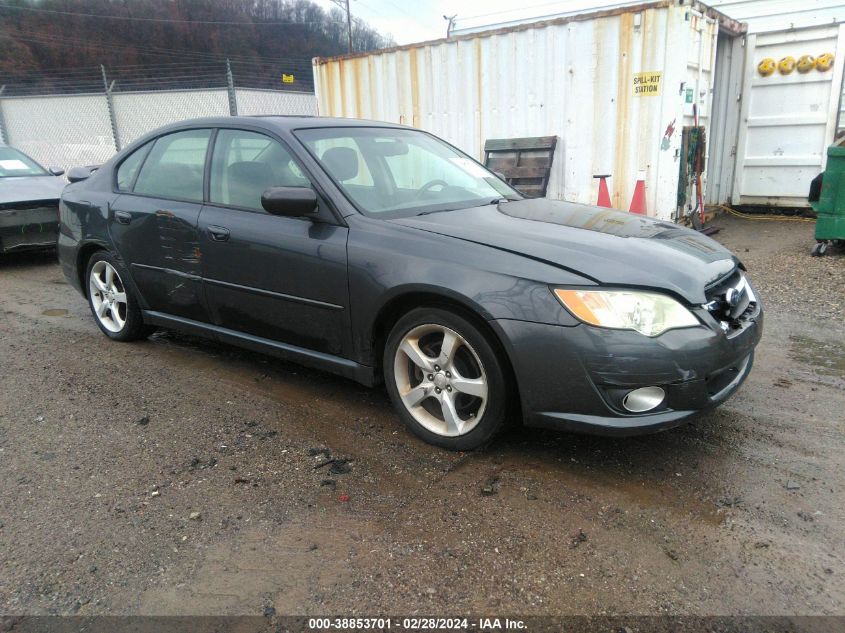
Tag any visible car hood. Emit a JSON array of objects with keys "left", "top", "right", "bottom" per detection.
[
  {"left": 389, "top": 198, "right": 739, "bottom": 304},
  {"left": 0, "top": 175, "right": 66, "bottom": 205}
]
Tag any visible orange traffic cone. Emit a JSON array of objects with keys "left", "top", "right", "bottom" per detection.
[
  {"left": 628, "top": 171, "right": 646, "bottom": 215},
  {"left": 593, "top": 174, "right": 612, "bottom": 208}
]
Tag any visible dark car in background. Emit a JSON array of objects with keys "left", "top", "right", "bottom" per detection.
[
  {"left": 0, "top": 144, "right": 66, "bottom": 254},
  {"left": 57, "top": 117, "right": 762, "bottom": 450}
]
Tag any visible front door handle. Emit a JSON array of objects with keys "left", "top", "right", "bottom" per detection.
[
  {"left": 114, "top": 210, "right": 131, "bottom": 225},
  {"left": 208, "top": 225, "right": 230, "bottom": 242}
]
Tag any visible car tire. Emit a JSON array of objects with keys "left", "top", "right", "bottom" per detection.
[
  {"left": 85, "top": 250, "right": 154, "bottom": 342},
  {"left": 384, "top": 307, "right": 510, "bottom": 451}
]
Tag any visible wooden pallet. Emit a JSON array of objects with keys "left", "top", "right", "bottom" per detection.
[{"left": 483, "top": 136, "right": 557, "bottom": 198}]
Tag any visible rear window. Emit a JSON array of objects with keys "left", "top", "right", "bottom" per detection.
[
  {"left": 133, "top": 130, "right": 211, "bottom": 202},
  {"left": 116, "top": 141, "right": 152, "bottom": 191},
  {"left": 0, "top": 147, "right": 49, "bottom": 178}
]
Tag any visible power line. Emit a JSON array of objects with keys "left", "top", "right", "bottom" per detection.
[
  {"left": 376, "top": 0, "right": 417, "bottom": 19},
  {"left": 0, "top": 2, "right": 345, "bottom": 25}
]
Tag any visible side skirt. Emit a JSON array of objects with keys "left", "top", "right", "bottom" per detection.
[{"left": 142, "top": 310, "right": 377, "bottom": 387}]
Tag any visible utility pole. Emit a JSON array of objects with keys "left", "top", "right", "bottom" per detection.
[
  {"left": 331, "top": 0, "right": 353, "bottom": 53},
  {"left": 443, "top": 14, "right": 457, "bottom": 38}
]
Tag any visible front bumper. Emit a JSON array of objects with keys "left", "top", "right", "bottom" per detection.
[
  {"left": 0, "top": 204, "right": 59, "bottom": 253},
  {"left": 493, "top": 305, "right": 762, "bottom": 436}
]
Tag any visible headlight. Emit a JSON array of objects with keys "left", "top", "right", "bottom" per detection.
[{"left": 553, "top": 288, "right": 699, "bottom": 337}]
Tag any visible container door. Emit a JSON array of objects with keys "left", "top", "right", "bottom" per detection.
[
  {"left": 732, "top": 24, "right": 845, "bottom": 208},
  {"left": 705, "top": 31, "right": 744, "bottom": 206}
]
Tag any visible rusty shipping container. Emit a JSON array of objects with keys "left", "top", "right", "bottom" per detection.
[{"left": 312, "top": 1, "right": 745, "bottom": 220}]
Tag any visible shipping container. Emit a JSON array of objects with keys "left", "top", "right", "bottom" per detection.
[{"left": 313, "top": 1, "right": 744, "bottom": 221}]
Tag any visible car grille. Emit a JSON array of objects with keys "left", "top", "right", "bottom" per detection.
[{"left": 703, "top": 269, "right": 759, "bottom": 334}]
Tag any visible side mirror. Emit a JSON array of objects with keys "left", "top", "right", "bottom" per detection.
[
  {"left": 49, "top": 167, "right": 65, "bottom": 177},
  {"left": 67, "top": 165, "right": 99, "bottom": 183},
  {"left": 261, "top": 187, "right": 318, "bottom": 217}
]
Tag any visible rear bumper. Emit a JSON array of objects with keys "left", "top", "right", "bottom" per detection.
[
  {"left": 0, "top": 205, "right": 59, "bottom": 252},
  {"left": 57, "top": 230, "right": 84, "bottom": 294},
  {"left": 493, "top": 307, "right": 762, "bottom": 436}
]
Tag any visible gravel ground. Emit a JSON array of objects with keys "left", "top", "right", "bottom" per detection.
[{"left": 0, "top": 213, "right": 843, "bottom": 617}]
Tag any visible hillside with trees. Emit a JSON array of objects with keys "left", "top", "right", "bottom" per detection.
[{"left": 0, "top": 0, "right": 393, "bottom": 92}]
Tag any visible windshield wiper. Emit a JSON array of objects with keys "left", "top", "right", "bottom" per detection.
[{"left": 415, "top": 197, "right": 515, "bottom": 217}]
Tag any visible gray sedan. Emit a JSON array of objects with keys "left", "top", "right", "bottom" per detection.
[
  {"left": 0, "top": 144, "right": 66, "bottom": 253},
  {"left": 57, "top": 117, "right": 762, "bottom": 450}
]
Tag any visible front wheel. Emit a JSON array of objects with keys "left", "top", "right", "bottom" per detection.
[
  {"left": 383, "top": 307, "right": 510, "bottom": 450},
  {"left": 86, "top": 251, "right": 154, "bottom": 341}
]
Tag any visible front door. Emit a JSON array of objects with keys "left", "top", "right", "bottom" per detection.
[
  {"left": 198, "top": 128, "right": 350, "bottom": 357},
  {"left": 109, "top": 128, "right": 212, "bottom": 323}
]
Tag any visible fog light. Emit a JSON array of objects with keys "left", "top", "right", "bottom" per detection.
[{"left": 622, "top": 386, "right": 665, "bottom": 413}]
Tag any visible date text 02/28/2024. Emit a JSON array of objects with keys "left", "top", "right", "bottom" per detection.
[{"left": 307, "top": 618, "right": 527, "bottom": 630}]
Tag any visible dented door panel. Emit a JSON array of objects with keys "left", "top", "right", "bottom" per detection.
[{"left": 108, "top": 193, "right": 210, "bottom": 322}]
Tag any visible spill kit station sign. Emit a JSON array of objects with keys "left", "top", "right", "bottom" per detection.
[{"left": 633, "top": 71, "right": 662, "bottom": 96}]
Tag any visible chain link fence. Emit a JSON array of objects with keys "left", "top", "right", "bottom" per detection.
[
  {"left": 0, "top": 64, "right": 317, "bottom": 171},
  {"left": 1, "top": 92, "right": 116, "bottom": 171}
]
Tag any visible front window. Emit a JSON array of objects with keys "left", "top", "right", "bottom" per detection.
[
  {"left": 0, "top": 146, "right": 49, "bottom": 178},
  {"left": 209, "top": 129, "right": 312, "bottom": 211},
  {"left": 294, "top": 127, "right": 519, "bottom": 218}
]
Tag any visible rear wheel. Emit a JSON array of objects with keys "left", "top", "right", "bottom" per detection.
[
  {"left": 384, "top": 307, "right": 509, "bottom": 450},
  {"left": 86, "top": 251, "right": 154, "bottom": 341}
]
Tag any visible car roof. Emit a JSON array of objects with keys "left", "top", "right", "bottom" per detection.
[
  {"left": 252, "top": 115, "right": 405, "bottom": 129},
  {"left": 114, "top": 116, "right": 421, "bottom": 157},
  {"left": 150, "top": 115, "right": 409, "bottom": 134}
]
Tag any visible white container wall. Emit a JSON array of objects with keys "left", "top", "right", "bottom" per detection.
[
  {"left": 707, "top": 0, "right": 843, "bottom": 33},
  {"left": 313, "top": 1, "right": 740, "bottom": 220},
  {"left": 732, "top": 23, "right": 845, "bottom": 207}
]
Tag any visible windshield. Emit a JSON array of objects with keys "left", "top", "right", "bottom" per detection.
[
  {"left": 0, "top": 147, "right": 49, "bottom": 178},
  {"left": 294, "top": 127, "right": 520, "bottom": 218}
]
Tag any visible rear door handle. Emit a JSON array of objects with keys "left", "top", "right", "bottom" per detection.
[
  {"left": 208, "top": 225, "right": 230, "bottom": 242},
  {"left": 114, "top": 210, "right": 131, "bottom": 225}
]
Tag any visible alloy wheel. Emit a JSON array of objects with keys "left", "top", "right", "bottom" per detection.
[
  {"left": 392, "top": 324, "right": 488, "bottom": 437},
  {"left": 89, "top": 260, "right": 128, "bottom": 333}
]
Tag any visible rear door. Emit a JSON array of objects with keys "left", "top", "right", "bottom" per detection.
[
  {"left": 198, "top": 128, "right": 351, "bottom": 357},
  {"left": 109, "top": 128, "right": 212, "bottom": 322}
]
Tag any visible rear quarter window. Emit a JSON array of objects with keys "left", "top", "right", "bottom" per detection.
[
  {"left": 115, "top": 142, "right": 152, "bottom": 191},
  {"left": 132, "top": 129, "right": 212, "bottom": 202}
]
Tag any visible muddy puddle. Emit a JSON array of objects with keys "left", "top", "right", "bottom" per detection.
[{"left": 789, "top": 335, "right": 845, "bottom": 384}]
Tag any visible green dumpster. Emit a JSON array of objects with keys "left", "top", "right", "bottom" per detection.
[{"left": 809, "top": 137, "right": 845, "bottom": 256}]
